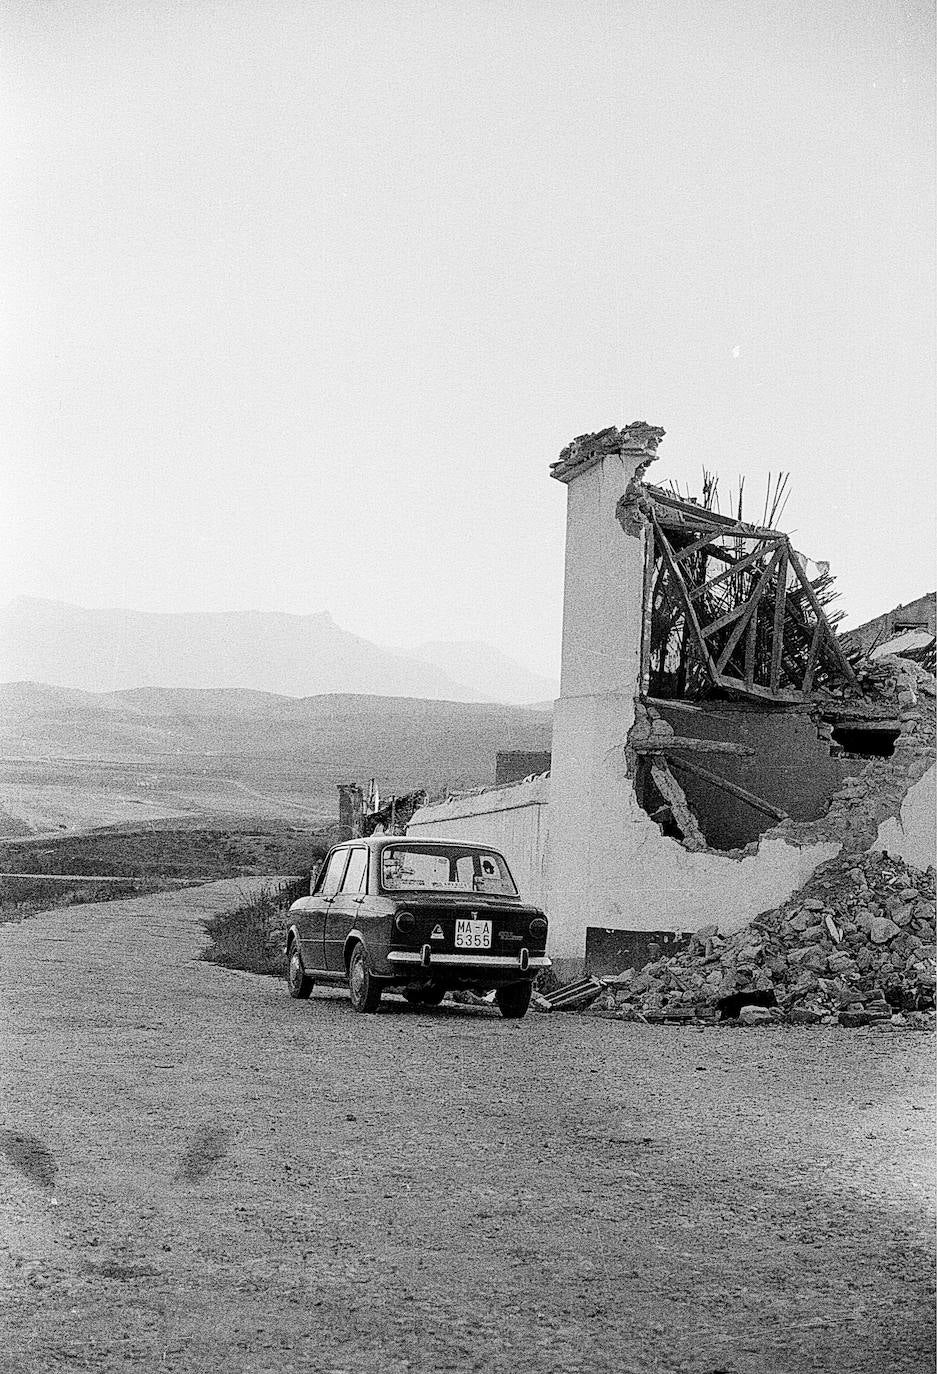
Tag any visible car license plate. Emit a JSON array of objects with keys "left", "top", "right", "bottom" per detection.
[{"left": 455, "top": 918, "right": 491, "bottom": 950}]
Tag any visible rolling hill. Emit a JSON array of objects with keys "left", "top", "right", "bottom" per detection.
[{"left": 0, "top": 682, "right": 553, "bottom": 835}]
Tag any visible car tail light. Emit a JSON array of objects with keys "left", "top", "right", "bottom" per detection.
[
  {"left": 395, "top": 910, "right": 416, "bottom": 934},
  {"left": 529, "top": 917, "right": 548, "bottom": 942}
]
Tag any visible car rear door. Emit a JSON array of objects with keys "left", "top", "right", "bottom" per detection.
[
  {"left": 300, "top": 848, "right": 350, "bottom": 971},
  {"left": 324, "top": 845, "right": 369, "bottom": 972}
]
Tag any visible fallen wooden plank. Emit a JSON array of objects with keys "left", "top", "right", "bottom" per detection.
[
  {"left": 701, "top": 599, "right": 753, "bottom": 638},
  {"left": 648, "top": 490, "right": 780, "bottom": 539},
  {"left": 668, "top": 755, "right": 787, "bottom": 822},
  {"left": 640, "top": 521, "right": 656, "bottom": 694},
  {"left": 672, "top": 530, "right": 720, "bottom": 565},
  {"left": 788, "top": 548, "right": 861, "bottom": 689},
  {"left": 644, "top": 697, "right": 715, "bottom": 714},
  {"left": 542, "top": 976, "right": 604, "bottom": 1011},
  {"left": 651, "top": 514, "right": 721, "bottom": 687},
  {"left": 649, "top": 759, "right": 708, "bottom": 851},
  {"left": 714, "top": 546, "right": 782, "bottom": 674},
  {"left": 690, "top": 542, "right": 781, "bottom": 599},
  {"left": 631, "top": 737, "right": 755, "bottom": 757},
  {"left": 770, "top": 548, "right": 788, "bottom": 692},
  {"left": 743, "top": 609, "right": 757, "bottom": 686},
  {"left": 713, "top": 674, "right": 806, "bottom": 704}
]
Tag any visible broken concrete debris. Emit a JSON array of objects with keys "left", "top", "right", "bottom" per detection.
[
  {"left": 842, "top": 592, "right": 936, "bottom": 676},
  {"left": 584, "top": 848, "right": 936, "bottom": 1029}
]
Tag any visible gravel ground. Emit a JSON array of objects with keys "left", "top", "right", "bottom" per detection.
[{"left": 0, "top": 881, "right": 934, "bottom": 1374}]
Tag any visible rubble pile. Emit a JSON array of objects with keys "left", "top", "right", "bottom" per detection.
[{"left": 596, "top": 849, "right": 936, "bottom": 1029}]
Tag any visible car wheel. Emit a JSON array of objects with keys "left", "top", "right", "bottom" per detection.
[
  {"left": 495, "top": 981, "right": 532, "bottom": 1020},
  {"left": 348, "top": 943, "right": 382, "bottom": 1013},
  {"left": 286, "top": 938, "right": 313, "bottom": 1000},
  {"left": 404, "top": 985, "right": 445, "bottom": 1007}
]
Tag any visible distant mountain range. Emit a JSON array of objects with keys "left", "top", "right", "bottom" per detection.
[{"left": 0, "top": 598, "right": 558, "bottom": 704}]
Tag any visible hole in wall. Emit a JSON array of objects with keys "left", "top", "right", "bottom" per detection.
[
  {"left": 635, "top": 751, "right": 778, "bottom": 854},
  {"left": 635, "top": 757, "right": 690, "bottom": 843},
  {"left": 830, "top": 726, "right": 899, "bottom": 758}
]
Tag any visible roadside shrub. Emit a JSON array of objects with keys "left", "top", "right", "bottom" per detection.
[
  {"left": 278, "top": 874, "right": 310, "bottom": 908},
  {"left": 201, "top": 880, "right": 300, "bottom": 977}
]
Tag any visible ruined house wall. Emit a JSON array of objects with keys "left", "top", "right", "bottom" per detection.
[
  {"left": 406, "top": 774, "right": 550, "bottom": 909},
  {"left": 653, "top": 702, "right": 867, "bottom": 849},
  {"left": 547, "top": 436, "right": 864, "bottom": 962},
  {"left": 418, "top": 430, "right": 937, "bottom": 969},
  {"left": 760, "top": 656, "right": 935, "bottom": 864}
]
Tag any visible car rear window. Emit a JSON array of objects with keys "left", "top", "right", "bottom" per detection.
[{"left": 380, "top": 846, "right": 517, "bottom": 895}]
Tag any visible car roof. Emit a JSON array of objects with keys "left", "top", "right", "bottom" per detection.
[{"left": 332, "top": 835, "right": 503, "bottom": 852}]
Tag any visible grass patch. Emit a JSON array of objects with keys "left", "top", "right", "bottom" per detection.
[
  {"left": 0, "top": 875, "right": 180, "bottom": 925},
  {"left": 201, "top": 876, "right": 309, "bottom": 977},
  {"left": 0, "top": 824, "right": 328, "bottom": 882}
]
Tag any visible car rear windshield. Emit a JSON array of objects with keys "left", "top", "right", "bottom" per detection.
[{"left": 380, "top": 846, "right": 517, "bottom": 896}]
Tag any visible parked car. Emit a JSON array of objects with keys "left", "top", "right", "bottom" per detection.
[{"left": 285, "top": 835, "right": 550, "bottom": 1019}]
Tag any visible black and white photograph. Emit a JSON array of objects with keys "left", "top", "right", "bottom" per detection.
[{"left": 0, "top": 2, "right": 934, "bottom": 1370}]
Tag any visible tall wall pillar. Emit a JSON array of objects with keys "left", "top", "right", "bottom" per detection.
[
  {"left": 337, "top": 784, "right": 363, "bottom": 840},
  {"left": 546, "top": 424, "right": 665, "bottom": 962}
]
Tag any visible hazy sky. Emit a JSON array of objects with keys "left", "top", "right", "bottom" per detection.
[{"left": 2, "top": 0, "right": 933, "bottom": 680}]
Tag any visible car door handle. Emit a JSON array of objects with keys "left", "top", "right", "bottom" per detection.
[{"left": 353, "top": 897, "right": 365, "bottom": 905}]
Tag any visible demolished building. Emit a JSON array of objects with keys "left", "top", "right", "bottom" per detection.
[
  {"left": 409, "top": 423, "right": 935, "bottom": 975},
  {"left": 841, "top": 592, "right": 936, "bottom": 675},
  {"left": 336, "top": 782, "right": 427, "bottom": 839}
]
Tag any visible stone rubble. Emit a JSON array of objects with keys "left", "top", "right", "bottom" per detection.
[
  {"left": 587, "top": 647, "right": 936, "bottom": 1030},
  {"left": 592, "top": 848, "right": 936, "bottom": 1030}
]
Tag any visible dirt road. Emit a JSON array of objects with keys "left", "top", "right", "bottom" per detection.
[{"left": 0, "top": 882, "right": 933, "bottom": 1374}]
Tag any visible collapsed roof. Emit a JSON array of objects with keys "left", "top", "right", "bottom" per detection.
[
  {"left": 628, "top": 481, "right": 861, "bottom": 704},
  {"left": 550, "top": 423, "right": 861, "bottom": 707}
]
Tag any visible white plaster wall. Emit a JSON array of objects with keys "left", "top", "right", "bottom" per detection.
[
  {"left": 548, "top": 688, "right": 840, "bottom": 954},
  {"left": 407, "top": 777, "right": 550, "bottom": 909},
  {"left": 547, "top": 448, "right": 842, "bottom": 960},
  {"left": 548, "top": 451, "right": 645, "bottom": 956},
  {"left": 872, "top": 763, "right": 937, "bottom": 871},
  {"left": 556, "top": 455, "right": 642, "bottom": 698}
]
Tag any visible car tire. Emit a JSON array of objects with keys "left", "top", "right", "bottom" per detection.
[
  {"left": 348, "top": 943, "right": 382, "bottom": 1013},
  {"left": 495, "top": 981, "right": 532, "bottom": 1020},
  {"left": 404, "top": 985, "right": 445, "bottom": 1007},
  {"left": 286, "top": 938, "right": 313, "bottom": 1000}
]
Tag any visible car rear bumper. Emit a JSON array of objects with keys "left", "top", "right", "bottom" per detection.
[{"left": 388, "top": 950, "right": 551, "bottom": 970}]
